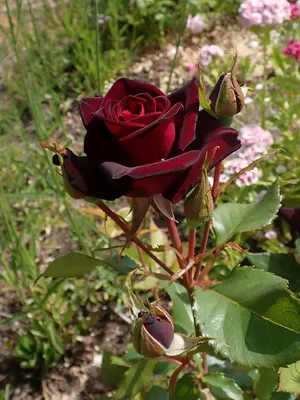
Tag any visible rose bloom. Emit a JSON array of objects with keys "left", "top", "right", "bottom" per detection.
[{"left": 54, "top": 78, "right": 240, "bottom": 204}]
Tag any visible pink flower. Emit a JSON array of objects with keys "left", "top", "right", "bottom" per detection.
[
  {"left": 264, "top": 229, "right": 278, "bottom": 240},
  {"left": 239, "top": 0, "right": 291, "bottom": 27},
  {"left": 238, "top": 124, "right": 274, "bottom": 150},
  {"left": 282, "top": 39, "right": 300, "bottom": 61},
  {"left": 199, "top": 45, "right": 224, "bottom": 66},
  {"left": 187, "top": 64, "right": 197, "bottom": 72},
  {"left": 221, "top": 124, "right": 273, "bottom": 187},
  {"left": 186, "top": 14, "right": 205, "bottom": 34},
  {"left": 290, "top": 2, "right": 299, "bottom": 19}
]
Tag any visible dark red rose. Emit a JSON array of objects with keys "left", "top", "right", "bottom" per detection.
[{"left": 55, "top": 78, "right": 241, "bottom": 203}]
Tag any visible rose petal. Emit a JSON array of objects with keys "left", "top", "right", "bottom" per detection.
[
  {"left": 164, "top": 129, "right": 241, "bottom": 203},
  {"left": 102, "top": 78, "right": 166, "bottom": 104},
  {"left": 101, "top": 150, "right": 201, "bottom": 197},
  {"left": 119, "top": 118, "right": 176, "bottom": 166},
  {"left": 168, "top": 78, "right": 199, "bottom": 151},
  {"left": 62, "top": 149, "right": 131, "bottom": 200},
  {"left": 79, "top": 97, "right": 104, "bottom": 127}
]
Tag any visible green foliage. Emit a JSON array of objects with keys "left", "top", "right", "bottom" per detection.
[
  {"left": 193, "top": 268, "right": 300, "bottom": 367},
  {"left": 212, "top": 182, "right": 281, "bottom": 244},
  {"left": 166, "top": 283, "right": 194, "bottom": 335},
  {"left": 279, "top": 362, "right": 300, "bottom": 393},
  {"left": 247, "top": 252, "right": 300, "bottom": 293},
  {"left": 202, "top": 372, "right": 244, "bottom": 400},
  {"left": 115, "top": 359, "right": 156, "bottom": 399}
]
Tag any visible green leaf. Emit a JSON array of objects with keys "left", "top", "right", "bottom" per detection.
[
  {"left": 167, "top": 283, "right": 194, "bottom": 336},
  {"left": 279, "top": 361, "right": 300, "bottom": 393},
  {"left": 193, "top": 267, "right": 300, "bottom": 367},
  {"left": 101, "top": 350, "right": 130, "bottom": 388},
  {"left": 115, "top": 360, "right": 156, "bottom": 399},
  {"left": 174, "top": 373, "right": 200, "bottom": 399},
  {"left": 254, "top": 368, "right": 278, "bottom": 400},
  {"left": 42, "top": 252, "right": 106, "bottom": 278},
  {"left": 109, "top": 256, "right": 137, "bottom": 274},
  {"left": 47, "top": 320, "right": 64, "bottom": 355},
  {"left": 247, "top": 253, "right": 300, "bottom": 292},
  {"left": 212, "top": 182, "right": 281, "bottom": 244},
  {"left": 202, "top": 372, "right": 244, "bottom": 400},
  {"left": 146, "top": 385, "right": 169, "bottom": 400}
]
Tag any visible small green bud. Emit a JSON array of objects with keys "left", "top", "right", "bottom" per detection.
[
  {"left": 133, "top": 304, "right": 174, "bottom": 358},
  {"left": 184, "top": 168, "right": 214, "bottom": 227},
  {"left": 209, "top": 52, "right": 245, "bottom": 121}
]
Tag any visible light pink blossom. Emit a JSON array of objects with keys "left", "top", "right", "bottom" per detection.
[
  {"left": 264, "top": 229, "right": 278, "bottom": 240},
  {"left": 199, "top": 45, "right": 224, "bottom": 66},
  {"left": 239, "top": 0, "right": 291, "bottom": 28},
  {"left": 186, "top": 14, "right": 205, "bottom": 34},
  {"left": 221, "top": 124, "right": 273, "bottom": 187}
]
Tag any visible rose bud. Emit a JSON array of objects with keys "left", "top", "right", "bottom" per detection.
[
  {"left": 184, "top": 165, "right": 213, "bottom": 227},
  {"left": 209, "top": 53, "right": 245, "bottom": 123},
  {"left": 53, "top": 153, "right": 86, "bottom": 200},
  {"left": 133, "top": 305, "right": 174, "bottom": 358}
]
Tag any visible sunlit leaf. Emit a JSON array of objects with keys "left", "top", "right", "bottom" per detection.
[
  {"left": 202, "top": 372, "right": 244, "bottom": 400},
  {"left": 213, "top": 182, "right": 281, "bottom": 244},
  {"left": 193, "top": 268, "right": 300, "bottom": 367},
  {"left": 247, "top": 252, "right": 300, "bottom": 292},
  {"left": 42, "top": 252, "right": 106, "bottom": 278},
  {"left": 279, "top": 361, "right": 300, "bottom": 393}
]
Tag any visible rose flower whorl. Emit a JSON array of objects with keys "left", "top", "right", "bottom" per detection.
[{"left": 54, "top": 78, "right": 241, "bottom": 204}]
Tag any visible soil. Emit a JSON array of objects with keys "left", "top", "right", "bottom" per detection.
[{"left": 0, "top": 6, "right": 267, "bottom": 399}]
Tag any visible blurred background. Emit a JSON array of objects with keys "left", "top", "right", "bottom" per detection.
[{"left": 0, "top": 0, "right": 299, "bottom": 399}]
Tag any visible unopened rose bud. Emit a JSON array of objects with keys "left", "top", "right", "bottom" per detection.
[
  {"left": 133, "top": 305, "right": 174, "bottom": 358},
  {"left": 184, "top": 168, "right": 214, "bottom": 227},
  {"left": 53, "top": 153, "right": 86, "bottom": 199},
  {"left": 209, "top": 52, "right": 245, "bottom": 122}
]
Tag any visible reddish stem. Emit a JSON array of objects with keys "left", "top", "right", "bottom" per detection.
[
  {"left": 166, "top": 218, "right": 189, "bottom": 286},
  {"left": 188, "top": 228, "right": 196, "bottom": 283},
  {"left": 193, "top": 162, "right": 223, "bottom": 282},
  {"left": 96, "top": 201, "right": 174, "bottom": 276},
  {"left": 197, "top": 248, "right": 221, "bottom": 284},
  {"left": 169, "top": 363, "right": 186, "bottom": 399}
]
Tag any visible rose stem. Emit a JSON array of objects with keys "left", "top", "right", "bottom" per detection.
[
  {"left": 193, "top": 162, "right": 223, "bottom": 282},
  {"left": 188, "top": 228, "right": 196, "bottom": 283},
  {"left": 196, "top": 248, "right": 221, "bottom": 284},
  {"left": 95, "top": 201, "right": 174, "bottom": 276},
  {"left": 165, "top": 218, "right": 189, "bottom": 286}
]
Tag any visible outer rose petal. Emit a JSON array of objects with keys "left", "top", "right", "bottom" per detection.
[
  {"left": 164, "top": 126, "right": 241, "bottom": 203},
  {"left": 62, "top": 149, "right": 131, "bottom": 200},
  {"left": 168, "top": 78, "right": 199, "bottom": 151},
  {"left": 279, "top": 208, "right": 300, "bottom": 232},
  {"left": 102, "top": 78, "right": 165, "bottom": 104},
  {"left": 80, "top": 97, "right": 104, "bottom": 127},
  {"left": 61, "top": 150, "right": 202, "bottom": 200}
]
